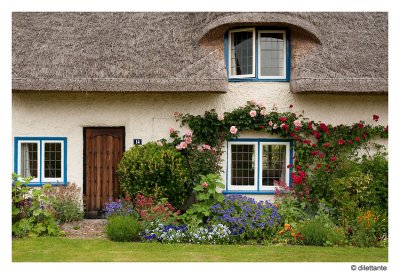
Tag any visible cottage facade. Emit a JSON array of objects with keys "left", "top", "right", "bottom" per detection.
[{"left": 12, "top": 12, "right": 388, "bottom": 214}]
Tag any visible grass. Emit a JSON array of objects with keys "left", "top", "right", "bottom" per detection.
[{"left": 12, "top": 237, "right": 388, "bottom": 262}]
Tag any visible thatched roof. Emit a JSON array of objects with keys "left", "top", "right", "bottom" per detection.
[{"left": 12, "top": 12, "right": 387, "bottom": 93}]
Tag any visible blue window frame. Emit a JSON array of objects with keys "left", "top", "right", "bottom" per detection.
[
  {"left": 224, "top": 138, "right": 293, "bottom": 194},
  {"left": 14, "top": 137, "right": 67, "bottom": 186},
  {"left": 224, "top": 27, "right": 290, "bottom": 82}
]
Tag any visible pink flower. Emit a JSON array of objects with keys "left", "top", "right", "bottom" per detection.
[
  {"left": 268, "top": 121, "right": 273, "bottom": 127},
  {"left": 184, "top": 136, "right": 192, "bottom": 144},
  {"left": 185, "top": 130, "right": 192, "bottom": 137},
  {"left": 202, "top": 144, "right": 211, "bottom": 150},
  {"left": 176, "top": 141, "right": 187, "bottom": 150},
  {"left": 273, "top": 124, "right": 278, "bottom": 129},
  {"left": 230, "top": 126, "right": 238, "bottom": 134},
  {"left": 217, "top": 114, "right": 224, "bottom": 121},
  {"left": 173, "top": 111, "right": 182, "bottom": 117},
  {"left": 249, "top": 110, "right": 257, "bottom": 118},
  {"left": 260, "top": 109, "right": 266, "bottom": 116},
  {"left": 169, "top": 127, "right": 175, "bottom": 134},
  {"left": 202, "top": 181, "right": 208, "bottom": 188},
  {"left": 293, "top": 119, "right": 301, "bottom": 127}
]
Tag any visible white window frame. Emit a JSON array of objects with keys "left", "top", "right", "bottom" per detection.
[
  {"left": 227, "top": 141, "right": 259, "bottom": 191},
  {"left": 41, "top": 140, "right": 64, "bottom": 183},
  {"left": 227, "top": 139, "right": 291, "bottom": 193},
  {"left": 257, "top": 30, "right": 287, "bottom": 80},
  {"left": 17, "top": 140, "right": 40, "bottom": 183},
  {"left": 228, "top": 28, "right": 256, "bottom": 79},
  {"left": 258, "top": 141, "right": 291, "bottom": 191}
]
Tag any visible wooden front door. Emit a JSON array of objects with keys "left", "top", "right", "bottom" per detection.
[{"left": 84, "top": 127, "right": 125, "bottom": 213}]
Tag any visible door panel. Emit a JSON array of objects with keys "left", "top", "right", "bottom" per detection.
[{"left": 84, "top": 127, "right": 125, "bottom": 213}]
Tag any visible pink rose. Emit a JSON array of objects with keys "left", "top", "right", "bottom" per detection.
[
  {"left": 202, "top": 181, "right": 208, "bottom": 188},
  {"left": 202, "top": 144, "right": 211, "bottom": 150},
  {"left": 268, "top": 121, "right": 273, "bottom": 127},
  {"left": 184, "top": 136, "right": 192, "bottom": 144},
  {"left": 230, "top": 126, "right": 238, "bottom": 134},
  {"left": 173, "top": 112, "right": 182, "bottom": 117},
  {"left": 169, "top": 128, "right": 175, "bottom": 134},
  {"left": 217, "top": 114, "right": 224, "bottom": 121},
  {"left": 249, "top": 110, "right": 257, "bottom": 118},
  {"left": 180, "top": 142, "right": 187, "bottom": 149},
  {"left": 293, "top": 119, "right": 301, "bottom": 127},
  {"left": 185, "top": 130, "right": 192, "bottom": 137},
  {"left": 273, "top": 124, "right": 278, "bottom": 129}
]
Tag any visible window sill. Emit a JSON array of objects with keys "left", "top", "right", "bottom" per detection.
[
  {"left": 222, "top": 190, "right": 275, "bottom": 195},
  {"left": 228, "top": 78, "right": 289, "bottom": 82}
]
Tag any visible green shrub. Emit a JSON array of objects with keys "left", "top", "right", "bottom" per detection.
[
  {"left": 106, "top": 215, "right": 141, "bottom": 242},
  {"left": 118, "top": 142, "right": 189, "bottom": 208},
  {"left": 298, "top": 207, "right": 346, "bottom": 247},
  {"left": 179, "top": 173, "right": 225, "bottom": 227},
  {"left": 44, "top": 183, "right": 84, "bottom": 223},
  {"left": 12, "top": 173, "right": 62, "bottom": 238}
]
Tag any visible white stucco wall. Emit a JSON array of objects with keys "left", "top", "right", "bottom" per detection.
[{"left": 12, "top": 82, "right": 388, "bottom": 201}]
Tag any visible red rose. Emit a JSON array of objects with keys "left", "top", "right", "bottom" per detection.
[
  {"left": 308, "top": 121, "right": 313, "bottom": 130},
  {"left": 319, "top": 123, "right": 329, "bottom": 133},
  {"left": 354, "top": 136, "right": 360, "bottom": 142},
  {"left": 323, "top": 143, "right": 330, "bottom": 148},
  {"left": 279, "top": 117, "right": 288, "bottom": 122},
  {"left": 289, "top": 104, "right": 294, "bottom": 108},
  {"left": 373, "top": 114, "right": 379, "bottom": 122},
  {"left": 292, "top": 173, "right": 303, "bottom": 184},
  {"left": 337, "top": 139, "right": 345, "bottom": 145},
  {"left": 260, "top": 125, "right": 265, "bottom": 129},
  {"left": 298, "top": 171, "right": 307, "bottom": 178},
  {"left": 312, "top": 143, "right": 317, "bottom": 148},
  {"left": 332, "top": 156, "right": 337, "bottom": 162},
  {"left": 359, "top": 123, "right": 364, "bottom": 129},
  {"left": 313, "top": 130, "right": 321, "bottom": 139},
  {"left": 295, "top": 165, "right": 301, "bottom": 170},
  {"left": 316, "top": 164, "right": 322, "bottom": 169},
  {"left": 348, "top": 140, "right": 353, "bottom": 144},
  {"left": 281, "top": 124, "right": 289, "bottom": 131},
  {"left": 384, "top": 126, "right": 388, "bottom": 132}
]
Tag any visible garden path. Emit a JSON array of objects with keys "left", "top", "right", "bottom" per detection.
[{"left": 60, "top": 219, "right": 106, "bottom": 239}]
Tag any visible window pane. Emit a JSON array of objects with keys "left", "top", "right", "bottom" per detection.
[
  {"left": 20, "top": 143, "right": 38, "bottom": 178},
  {"left": 44, "top": 142, "right": 62, "bottom": 178},
  {"left": 230, "top": 31, "right": 254, "bottom": 76},
  {"left": 231, "top": 144, "right": 255, "bottom": 186},
  {"left": 260, "top": 32, "right": 285, "bottom": 77},
  {"left": 261, "top": 144, "right": 287, "bottom": 186}
]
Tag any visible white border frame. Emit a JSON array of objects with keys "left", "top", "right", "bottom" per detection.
[
  {"left": 228, "top": 28, "right": 256, "bottom": 79},
  {"left": 17, "top": 140, "right": 40, "bottom": 183},
  {"left": 259, "top": 141, "right": 290, "bottom": 191},
  {"left": 227, "top": 141, "right": 258, "bottom": 191},
  {"left": 41, "top": 140, "right": 64, "bottom": 183},
  {"left": 258, "top": 30, "right": 287, "bottom": 80}
]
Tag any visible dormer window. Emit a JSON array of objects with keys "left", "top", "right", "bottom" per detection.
[{"left": 226, "top": 28, "right": 289, "bottom": 81}]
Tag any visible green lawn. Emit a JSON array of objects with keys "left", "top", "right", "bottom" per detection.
[{"left": 12, "top": 237, "right": 388, "bottom": 262}]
